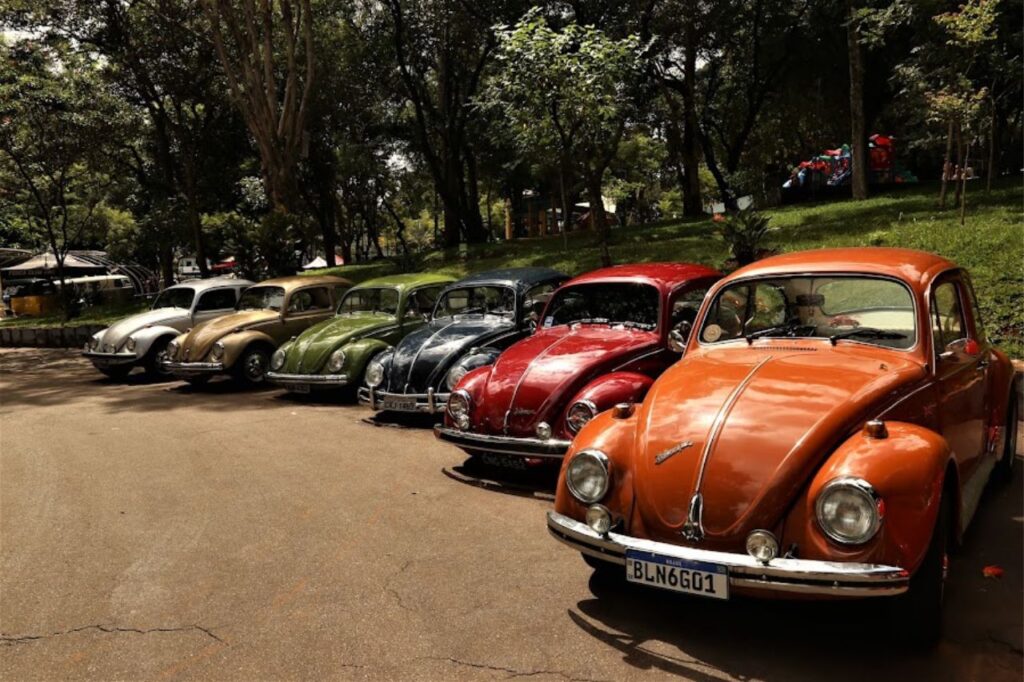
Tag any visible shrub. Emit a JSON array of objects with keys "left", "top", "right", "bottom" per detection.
[{"left": 716, "top": 209, "right": 775, "bottom": 266}]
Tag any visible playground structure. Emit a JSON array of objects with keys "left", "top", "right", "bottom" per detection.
[{"left": 783, "top": 134, "right": 918, "bottom": 195}]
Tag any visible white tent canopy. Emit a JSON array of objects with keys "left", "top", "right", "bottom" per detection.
[
  {"left": 2, "top": 253, "right": 103, "bottom": 272},
  {"left": 302, "top": 256, "right": 328, "bottom": 270}
]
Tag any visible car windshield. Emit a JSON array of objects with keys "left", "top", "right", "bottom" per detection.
[
  {"left": 543, "top": 282, "right": 660, "bottom": 330},
  {"left": 434, "top": 285, "right": 515, "bottom": 319},
  {"left": 151, "top": 288, "right": 195, "bottom": 310},
  {"left": 699, "top": 275, "right": 917, "bottom": 349},
  {"left": 237, "top": 286, "right": 285, "bottom": 311},
  {"left": 338, "top": 287, "right": 400, "bottom": 316}
]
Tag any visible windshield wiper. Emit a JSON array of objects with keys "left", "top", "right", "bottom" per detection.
[
  {"left": 572, "top": 317, "right": 611, "bottom": 326},
  {"left": 619, "top": 320, "right": 656, "bottom": 330},
  {"left": 829, "top": 327, "right": 907, "bottom": 345},
  {"left": 745, "top": 321, "right": 816, "bottom": 344}
]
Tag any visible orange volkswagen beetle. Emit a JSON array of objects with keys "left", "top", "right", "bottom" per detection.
[{"left": 547, "top": 247, "right": 1018, "bottom": 644}]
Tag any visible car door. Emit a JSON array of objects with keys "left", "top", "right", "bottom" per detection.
[
  {"left": 281, "top": 286, "right": 334, "bottom": 339},
  {"left": 931, "top": 274, "right": 988, "bottom": 488},
  {"left": 192, "top": 288, "right": 240, "bottom": 325}
]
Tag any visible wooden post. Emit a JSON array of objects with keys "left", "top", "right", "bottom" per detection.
[
  {"left": 539, "top": 205, "right": 548, "bottom": 236},
  {"left": 526, "top": 202, "right": 536, "bottom": 237}
]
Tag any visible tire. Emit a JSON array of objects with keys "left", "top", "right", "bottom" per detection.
[
  {"left": 995, "top": 392, "right": 1019, "bottom": 483},
  {"left": 888, "top": 494, "right": 951, "bottom": 647},
  {"left": 97, "top": 365, "right": 132, "bottom": 380},
  {"left": 143, "top": 338, "right": 172, "bottom": 378},
  {"left": 233, "top": 346, "right": 270, "bottom": 385},
  {"left": 185, "top": 375, "right": 211, "bottom": 387}
]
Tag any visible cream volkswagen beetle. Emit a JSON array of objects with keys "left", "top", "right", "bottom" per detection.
[{"left": 83, "top": 277, "right": 254, "bottom": 379}]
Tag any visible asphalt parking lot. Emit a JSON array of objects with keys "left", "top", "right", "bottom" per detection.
[{"left": 1, "top": 347, "right": 1021, "bottom": 681}]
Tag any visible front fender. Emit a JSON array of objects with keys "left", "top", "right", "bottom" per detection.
[
  {"left": 782, "top": 422, "right": 953, "bottom": 573},
  {"left": 569, "top": 371, "right": 654, "bottom": 413},
  {"left": 342, "top": 338, "right": 392, "bottom": 380},
  {"left": 221, "top": 330, "right": 277, "bottom": 368},
  {"left": 128, "top": 325, "right": 180, "bottom": 358},
  {"left": 554, "top": 409, "right": 640, "bottom": 532}
]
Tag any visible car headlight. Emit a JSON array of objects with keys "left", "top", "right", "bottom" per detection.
[
  {"left": 166, "top": 340, "right": 179, "bottom": 359},
  {"left": 86, "top": 337, "right": 99, "bottom": 351},
  {"left": 327, "top": 349, "right": 346, "bottom": 373},
  {"left": 271, "top": 348, "right": 286, "bottom": 371},
  {"left": 125, "top": 337, "right": 136, "bottom": 352},
  {"left": 815, "top": 477, "right": 883, "bottom": 545},
  {"left": 447, "top": 390, "right": 472, "bottom": 430},
  {"left": 365, "top": 359, "right": 385, "bottom": 387},
  {"left": 211, "top": 341, "right": 225, "bottom": 361},
  {"left": 566, "top": 449, "right": 611, "bottom": 504},
  {"left": 566, "top": 400, "right": 598, "bottom": 434},
  {"left": 446, "top": 364, "right": 469, "bottom": 390}
]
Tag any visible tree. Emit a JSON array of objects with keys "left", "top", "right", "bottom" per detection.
[
  {"left": 201, "top": 0, "right": 314, "bottom": 215},
  {"left": 483, "top": 10, "right": 647, "bottom": 265},
  {"left": 0, "top": 41, "right": 120, "bottom": 316}
]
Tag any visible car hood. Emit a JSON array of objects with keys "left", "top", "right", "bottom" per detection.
[
  {"left": 475, "top": 325, "right": 660, "bottom": 437},
  {"left": 386, "top": 316, "right": 516, "bottom": 393},
  {"left": 631, "top": 344, "right": 927, "bottom": 545},
  {"left": 98, "top": 308, "right": 189, "bottom": 350},
  {"left": 282, "top": 314, "right": 398, "bottom": 374},
  {"left": 179, "top": 309, "right": 279, "bottom": 361}
]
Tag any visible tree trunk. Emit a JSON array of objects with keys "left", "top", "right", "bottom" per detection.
[
  {"left": 559, "top": 160, "right": 572, "bottom": 242},
  {"left": 847, "top": 0, "right": 868, "bottom": 200},
  {"left": 586, "top": 173, "right": 612, "bottom": 267},
  {"left": 960, "top": 143, "right": 970, "bottom": 226},
  {"left": 953, "top": 124, "right": 964, "bottom": 208},
  {"left": 698, "top": 130, "right": 737, "bottom": 211},
  {"left": 939, "top": 120, "right": 954, "bottom": 209},
  {"left": 159, "top": 243, "right": 175, "bottom": 287},
  {"left": 986, "top": 97, "right": 996, "bottom": 193},
  {"left": 181, "top": 156, "right": 209, "bottom": 277},
  {"left": 681, "top": 13, "right": 704, "bottom": 216}
]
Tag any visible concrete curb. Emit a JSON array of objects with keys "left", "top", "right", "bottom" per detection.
[{"left": 0, "top": 324, "right": 106, "bottom": 349}]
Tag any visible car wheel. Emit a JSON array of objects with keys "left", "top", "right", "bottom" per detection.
[
  {"left": 888, "top": 493, "right": 951, "bottom": 647},
  {"left": 234, "top": 346, "right": 270, "bottom": 385},
  {"left": 143, "top": 339, "right": 172, "bottom": 378},
  {"left": 995, "top": 391, "right": 1019, "bottom": 483},
  {"left": 97, "top": 365, "right": 132, "bottom": 380}
]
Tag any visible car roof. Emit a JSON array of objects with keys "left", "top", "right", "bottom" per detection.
[
  {"left": 447, "top": 267, "right": 568, "bottom": 292},
  {"left": 171, "top": 277, "right": 256, "bottom": 293},
  {"left": 257, "top": 274, "right": 353, "bottom": 292},
  {"left": 726, "top": 248, "right": 957, "bottom": 290},
  {"left": 352, "top": 273, "right": 455, "bottom": 291},
  {"left": 565, "top": 262, "right": 722, "bottom": 292}
]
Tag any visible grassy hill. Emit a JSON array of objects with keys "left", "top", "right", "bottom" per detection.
[{"left": 314, "top": 179, "right": 1024, "bottom": 357}]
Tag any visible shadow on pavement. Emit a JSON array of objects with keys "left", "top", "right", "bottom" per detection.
[
  {"left": 566, "top": 465, "right": 1023, "bottom": 682},
  {"left": 443, "top": 456, "right": 559, "bottom": 501}
]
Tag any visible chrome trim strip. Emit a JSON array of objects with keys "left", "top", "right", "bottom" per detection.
[
  {"left": 435, "top": 425, "right": 572, "bottom": 458},
  {"left": 546, "top": 511, "right": 909, "bottom": 596},
  {"left": 357, "top": 387, "right": 450, "bottom": 414},
  {"left": 503, "top": 331, "right": 575, "bottom": 434},
  {"left": 265, "top": 372, "right": 349, "bottom": 386},
  {"left": 164, "top": 361, "right": 224, "bottom": 374},
  {"left": 405, "top": 320, "right": 458, "bottom": 388}
]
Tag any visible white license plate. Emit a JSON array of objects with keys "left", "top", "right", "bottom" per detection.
[
  {"left": 625, "top": 550, "right": 729, "bottom": 600},
  {"left": 291, "top": 383, "right": 311, "bottom": 394},
  {"left": 383, "top": 397, "right": 416, "bottom": 411}
]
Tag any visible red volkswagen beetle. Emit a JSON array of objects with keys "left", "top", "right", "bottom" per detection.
[{"left": 435, "top": 263, "right": 722, "bottom": 464}]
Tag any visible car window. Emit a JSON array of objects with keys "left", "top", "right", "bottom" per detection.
[
  {"left": 699, "top": 276, "right": 916, "bottom": 349},
  {"left": 932, "top": 281, "right": 966, "bottom": 353},
  {"left": 544, "top": 283, "right": 660, "bottom": 329},
  {"left": 152, "top": 287, "right": 195, "bottom": 310},
  {"left": 405, "top": 286, "right": 442, "bottom": 319},
  {"left": 195, "top": 288, "right": 237, "bottom": 312},
  {"left": 669, "top": 285, "right": 710, "bottom": 331},
  {"left": 238, "top": 286, "right": 285, "bottom": 311},
  {"left": 434, "top": 286, "right": 515, "bottom": 319},
  {"left": 338, "top": 288, "right": 400, "bottom": 316},
  {"left": 288, "top": 287, "right": 331, "bottom": 314}
]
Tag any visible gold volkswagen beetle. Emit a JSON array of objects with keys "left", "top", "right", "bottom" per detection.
[{"left": 164, "top": 275, "right": 351, "bottom": 386}]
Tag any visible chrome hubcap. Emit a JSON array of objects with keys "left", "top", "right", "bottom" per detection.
[{"left": 246, "top": 353, "right": 266, "bottom": 381}]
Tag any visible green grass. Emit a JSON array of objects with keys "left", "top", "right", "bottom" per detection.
[
  {"left": 0, "top": 299, "right": 148, "bottom": 329},
  {"left": 309, "top": 179, "right": 1024, "bottom": 357}
]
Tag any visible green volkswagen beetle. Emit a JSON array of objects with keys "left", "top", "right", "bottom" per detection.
[{"left": 265, "top": 273, "right": 454, "bottom": 394}]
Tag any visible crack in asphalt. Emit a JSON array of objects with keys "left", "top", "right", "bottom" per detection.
[
  {"left": 423, "top": 656, "right": 610, "bottom": 682},
  {"left": 0, "top": 623, "right": 225, "bottom": 647},
  {"left": 385, "top": 560, "right": 415, "bottom": 612}
]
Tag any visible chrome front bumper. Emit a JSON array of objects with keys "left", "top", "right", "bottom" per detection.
[
  {"left": 266, "top": 372, "right": 349, "bottom": 388},
  {"left": 82, "top": 350, "right": 137, "bottom": 366},
  {"left": 164, "top": 361, "right": 224, "bottom": 376},
  {"left": 435, "top": 425, "right": 572, "bottom": 459},
  {"left": 546, "top": 511, "right": 910, "bottom": 597},
  {"left": 357, "top": 386, "right": 449, "bottom": 414}
]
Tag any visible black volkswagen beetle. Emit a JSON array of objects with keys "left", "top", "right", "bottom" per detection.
[{"left": 358, "top": 267, "right": 568, "bottom": 416}]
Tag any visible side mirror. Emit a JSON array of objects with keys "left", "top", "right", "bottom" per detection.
[{"left": 669, "top": 321, "right": 692, "bottom": 353}]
